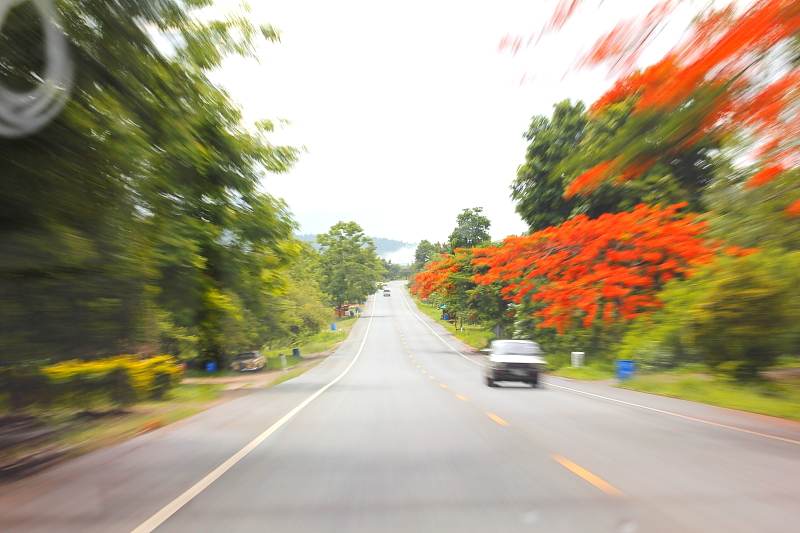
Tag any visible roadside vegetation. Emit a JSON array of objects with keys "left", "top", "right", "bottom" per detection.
[
  {"left": 411, "top": 1, "right": 800, "bottom": 419},
  {"left": 620, "top": 366, "right": 800, "bottom": 421},
  {"left": 262, "top": 316, "right": 357, "bottom": 361},
  {"left": 1, "top": 2, "right": 387, "bottom": 473},
  {"left": 552, "top": 366, "right": 614, "bottom": 381},
  {"left": 413, "top": 297, "right": 494, "bottom": 350}
]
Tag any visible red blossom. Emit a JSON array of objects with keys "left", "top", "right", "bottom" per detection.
[
  {"left": 471, "top": 204, "right": 716, "bottom": 333},
  {"left": 745, "top": 165, "right": 784, "bottom": 188}
]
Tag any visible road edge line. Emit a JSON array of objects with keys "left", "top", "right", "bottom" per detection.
[
  {"left": 399, "top": 289, "right": 484, "bottom": 368},
  {"left": 547, "top": 382, "right": 800, "bottom": 447},
  {"left": 131, "top": 299, "right": 376, "bottom": 533}
]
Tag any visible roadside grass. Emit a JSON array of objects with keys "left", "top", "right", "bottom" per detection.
[
  {"left": 1, "top": 383, "right": 224, "bottom": 470},
  {"left": 552, "top": 365, "right": 614, "bottom": 380},
  {"left": 771, "top": 355, "right": 800, "bottom": 369},
  {"left": 413, "top": 297, "right": 494, "bottom": 350},
  {"left": 263, "top": 317, "right": 356, "bottom": 359},
  {"left": 59, "top": 383, "right": 224, "bottom": 451},
  {"left": 183, "top": 317, "right": 357, "bottom": 378},
  {"left": 3, "top": 318, "right": 361, "bottom": 474},
  {"left": 619, "top": 371, "right": 800, "bottom": 421}
]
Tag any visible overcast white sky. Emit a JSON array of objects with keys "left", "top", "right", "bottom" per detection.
[{"left": 210, "top": 0, "right": 706, "bottom": 244}]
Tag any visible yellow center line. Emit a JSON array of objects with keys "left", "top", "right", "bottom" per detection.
[
  {"left": 439, "top": 383, "right": 448, "bottom": 389},
  {"left": 486, "top": 412, "right": 509, "bottom": 427},
  {"left": 455, "top": 394, "right": 469, "bottom": 402},
  {"left": 552, "top": 454, "right": 623, "bottom": 497}
]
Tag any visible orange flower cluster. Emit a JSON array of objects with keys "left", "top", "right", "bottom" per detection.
[
  {"left": 559, "top": 0, "right": 800, "bottom": 210},
  {"left": 471, "top": 204, "right": 715, "bottom": 333},
  {"left": 409, "top": 253, "right": 463, "bottom": 299}
]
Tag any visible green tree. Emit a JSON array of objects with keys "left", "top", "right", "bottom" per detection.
[
  {"left": 619, "top": 251, "right": 800, "bottom": 379},
  {"left": 511, "top": 99, "right": 715, "bottom": 231},
  {"left": 0, "top": 1, "right": 298, "bottom": 368},
  {"left": 317, "top": 222, "right": 384, "bottom": 308},
  {"left": 413, "top": 240, "right": 445, "bottom": 271},
  {"left": 511, "top": 100, "right": 588, "bottom": 230},
  {"left": 448, "top": 208, "right": 491, "bottom": 250},
  {"left": 381, "top": 259, "right": 412, "bottom": 280},
  {"left": 267, "top": 243, "right": 333, "bottom": 347},
  {"left": 704, "top": 169, "right": 800, "bottom": 252}
]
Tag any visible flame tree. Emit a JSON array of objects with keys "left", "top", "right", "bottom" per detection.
[
  {"left": 471, "top": 204, "right": 716, "bottom": 333},
  {"left": 545, "top": 0, "right": 800, "bottom": 216}
]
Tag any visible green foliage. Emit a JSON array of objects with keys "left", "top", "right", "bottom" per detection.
[
  {"left": 1, "top": 355, "right": 183, "bottom": 411},
  {"left": 317, "top": 222, "right": 385, "bottom": 307},
  {"left": 414, "top": 297, "right": 495, "bottom": 349},
  {"left": 448, "top": 208, "right": 491, "bottom": 250},
  {"left": 0, "top": 367, "right": 54, "bottom": 411},
  {"left": 511, "top": 100, "right": 714, "bottom": 231},
  {"left": 619, "top": 251, "right": 800, "bottom": 378},
  {"left": 413, "top": 240, "right": 446, "bottom": 272},
  {"left": 705, "top": 169, "right": 800, "bottom": 251},
  {"left": 422, "top": 251, "right": 511, "bottom": 334},
  {"left": 381, "top": 259, "right": 412, "bottom": 280},
  {"left": 269, "top": 243, "right": 333, "bottom": 346},
  {"left": 620, "top": 371, "right": 800, "bottom": 421},
  {"left": 105, "top": 367, "right": 137, "bottom": 408},
  {"left": 511, "top": 100, "right": 588, "bottom": 230},
  {"left": 552, "top": 365, "right": 614, "bottom": 380},
  {"left": 0, "top": 1, "right": 309, "bottom": 369}
]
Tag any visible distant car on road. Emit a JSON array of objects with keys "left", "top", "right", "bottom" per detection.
[
  {"left": 230, "top": 351, "right": 266, "bottom": 372},
  {"left": 383, "top": 288, "right": 391, "bottom": 297},
  {"left": 484, "top": 340, "right": 546, "bottom": 387}
]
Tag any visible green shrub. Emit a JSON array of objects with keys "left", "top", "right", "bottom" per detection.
[
  {"left": 150, "top": 372, "right": 173, "bottom": 400},
  {"left": 0, "top": 366, "right": 54, "bottom": 411},
  {"left": 43, "top": 355, "right": 182, "bottom": 402},
  {"left": 619, "top": 250, "right": 800, "bottom": 378},
  {"left": 105, "top": 367, "right": 137, "bottom": 408}
]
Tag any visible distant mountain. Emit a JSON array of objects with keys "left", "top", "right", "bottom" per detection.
[{"left": 296, "top": 234, "right": 415, "bottom": 263}]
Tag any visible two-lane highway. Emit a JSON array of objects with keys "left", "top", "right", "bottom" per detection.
[{"left": 2, "top": 280, "right": 799, "bottom": 532}]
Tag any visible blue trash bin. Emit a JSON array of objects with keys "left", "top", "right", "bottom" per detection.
[
  {"left": 331, "top": 322, "right": 337, "bottom": 331},
  {"left": 616, "top": 360, "right": 635, "bottom": 380},
  {"left": 205, "top": 361, "right": 218, "bottom": 373}
]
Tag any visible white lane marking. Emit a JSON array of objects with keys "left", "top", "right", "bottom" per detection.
[
  {"left": 399, "top": 289, "right": 799, "bottom": 447},
  {"left": 399, "top": 290, "right": 484, "bottom": 368},
  {"left": 547, "top": 382, "right": 800, "bottom": 447},
  {"left": 131, "top": 302, "right": 376, "bottom": 533}
]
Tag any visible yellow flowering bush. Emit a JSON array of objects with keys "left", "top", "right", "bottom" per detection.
[{"left": 42, "top": 355, "right": 183, "bottom": 406}]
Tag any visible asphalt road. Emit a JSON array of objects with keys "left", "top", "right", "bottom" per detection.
[{"left": 2, "top": 280, "right": 800, "bottom": 532}]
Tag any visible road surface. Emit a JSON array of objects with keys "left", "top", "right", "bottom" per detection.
[{"left": 2, "top": 281, "right": 799, "bottom": 532}]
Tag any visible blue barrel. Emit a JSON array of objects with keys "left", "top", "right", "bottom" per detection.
[
  {"left": 331, "top": 322, "right": 337, "bottom": 331},
  {"left": 292, "top": 348, "right": 301, "bottom": 358},
  {"left": 205, "top": 361, "right": 217, "bottom": 373},
  {"left": 616, "top": 360, "right": 636, "bottom": 380}
]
